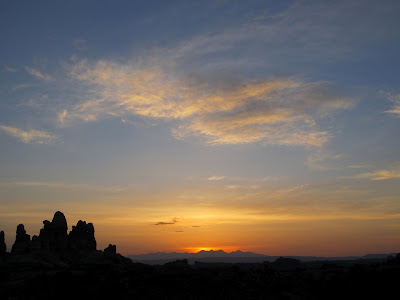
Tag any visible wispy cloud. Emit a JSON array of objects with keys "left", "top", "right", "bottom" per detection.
[
  {"left": 384, "top": 92, "right": 400, "bottom": 117},
  {"left": 11, "top": 83, "right": 34, "bottom": 91},
  {"left": 346, "top": 165, "right": 370, "bottom": 169},
  {"left": 4, "top": 65, "right": 16, "bottom": 72},
  {"left": 0, "top": 181, "right": 124, "bottom": 193},
  {"left": 59, "top": 58, "right": 353, "bottom": 147},
  {"left": 58, "top": 109, "right": 68, "bottom": 125},
  {"left": 24, "top": 66, "right": 53, "bottom": 81},
  {"left": 173, "top": 0, "right": 398, "bottom": 64},
  {"left": 225, "top": 185, "right": 261, "bottom": 190},
  {"left": 208, "top": 176, "right": 225, "bottom": 181},
  {"left": 353, "top": 166, "right": 400, "bottom": 181},
  {"left": 306, "top": 149, "right": 344, "bottom": 170},
  {"left": 0, "top": 125, "right": 56, "bottom": 144},
  {"left": 154, "top": 217, "right": 179, "bottom": 226}
]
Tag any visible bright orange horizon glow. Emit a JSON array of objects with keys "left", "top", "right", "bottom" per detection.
[
  {"left": 3, "top": 198, "right": 400, "bottom": 257},
  {"left": 182, "top": 247, "right": 241, "bottom": 253}
]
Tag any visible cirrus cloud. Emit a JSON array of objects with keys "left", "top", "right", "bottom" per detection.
[
  {"left": 24, "top": 66, "right": 53, "bottom": 81},
  {"left": 353, "top": 166, "right": 400, "bottom": 181},
  {"left": 59, "top": 58, "right": 353, "bottom": 147},
  {"left": 384, "top": 93, "right": 400, "bottom": 117},
  {"left": 0, "top": 125, "right": 56, "bottom": 144}
]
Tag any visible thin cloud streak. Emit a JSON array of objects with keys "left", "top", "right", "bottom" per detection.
[
  {"left": 24, "top": 66, "right": 53, "bottom": 81},
  {"left": 353, "top": 167, "right": 400, "bottom": 181},
  {"left": 0, "top": 125, "right": 56, "bottom": 144},
  {"left": 173, "top": 0, "right": 398, "bottom": 63},
  {"left": 208, "top": 176, "right": 225, "bottom": 181},
  {"left": 385, "top": 93, "right": 400, "bottom": 117},
  {"left": 154, "top": 217, "right": 179, "bottom": 226},
  {"left": 4, "top": 65, "right": 17, "bottom": 72},
  {"left": 0, "top": 181, "right": 125, "bottom": 193}
]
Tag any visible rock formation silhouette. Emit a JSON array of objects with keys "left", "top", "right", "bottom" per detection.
[
  {"left": 11, "top": 224, "right": 31, "bottom": 254},
  {"left": 0, "top": 230, "right": 6, "bottom": 255},
  {"left": 104, "top": 244, "right": 116, "bottom": 255},
  {"left": 37, "top": 211, "right": 69, "bottom": 254},
  {"left": 69, "top": 220, "right": 97, "bottom": 253},
  {"left": 6, "top": 211, "right": 108, "bottom": 259}
]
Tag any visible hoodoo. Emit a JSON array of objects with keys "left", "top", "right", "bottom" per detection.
[
  {"left": 7, "top": 211, "right": 105, "bottom": 258},
  {"left": 0, "top": 231, "right": 6, "bottom": 255},
  {"left": 11, "top": 224, "right": 30, "bottom": 254}
]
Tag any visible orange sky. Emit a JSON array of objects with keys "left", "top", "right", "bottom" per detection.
[{"left": 1, "top": 0, "right": 400, "bottom": 257}]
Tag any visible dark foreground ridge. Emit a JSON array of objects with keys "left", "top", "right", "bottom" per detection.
[
  {"left": 128, "top": 249, "right": 396, "bottom": 265},
  {"left": 1, "top": 212, "right": 400, "bottom": 300}
]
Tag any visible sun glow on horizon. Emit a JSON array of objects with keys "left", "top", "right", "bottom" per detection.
[{"left": 182, "top": 247, "right": 241, "bottom": 253}]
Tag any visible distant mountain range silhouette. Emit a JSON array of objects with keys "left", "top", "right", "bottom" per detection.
[{"left": 128, "top": 249, "right": 396, "bottom": 265}]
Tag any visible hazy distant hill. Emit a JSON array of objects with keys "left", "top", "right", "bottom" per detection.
[
  {"left": 127, "top": 250, "right": 266, "bottom": 264},
  {"left": 127, "top": 250, "right": 396, "bottom": 265}
]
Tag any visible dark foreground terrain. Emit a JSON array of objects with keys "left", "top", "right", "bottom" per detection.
[
  {"left": 2, "top": 254, "right": 400, "bottom": 300},
  {"left": 1, "top": 212, "right": 400, "bottom": 299}
]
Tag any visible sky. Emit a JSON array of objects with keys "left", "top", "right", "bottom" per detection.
[{"left": 1, "top": 0, "right": 400, "bottom": 256}]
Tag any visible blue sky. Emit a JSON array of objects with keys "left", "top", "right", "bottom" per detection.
[{"left": 1, "top": 0, "right": 400, "bottom": 255}]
